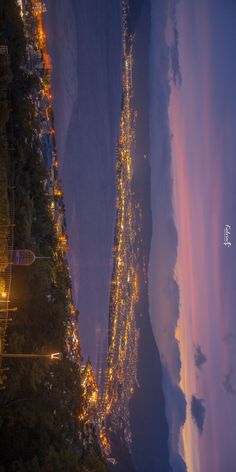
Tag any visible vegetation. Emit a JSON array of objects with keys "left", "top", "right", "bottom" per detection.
[
  {"left": 0, "top": 143, "right": 9, "bottom": 272},
  {"left": 0, "top": 45, "right": 11, "bottom": 272},
  {"left": 0, "top": 1, "right": 109, "bottom": 470}
]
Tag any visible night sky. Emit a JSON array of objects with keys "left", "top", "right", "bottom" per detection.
[{"left": 45, "top": 1, "right": 236, "bottom": 470}]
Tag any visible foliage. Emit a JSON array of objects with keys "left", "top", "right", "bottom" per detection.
[{"left": 0, "top": 53, "right": 11, "bottom": 272}]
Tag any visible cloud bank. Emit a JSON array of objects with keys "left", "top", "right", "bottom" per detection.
[
  {"left": 194, "top": 344, "right": 207, "bottom": 370},
  {"left": 191, "top": 396, "right": 206, "bottom": 435}
]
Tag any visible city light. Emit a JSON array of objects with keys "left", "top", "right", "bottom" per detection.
[{"left": 99, "top": 8, "right": 140, "bottom": 451}]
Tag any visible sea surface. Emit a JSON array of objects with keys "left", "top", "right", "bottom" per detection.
[{"left": 45, "top": 0, "right": 122, "bottom": 367}]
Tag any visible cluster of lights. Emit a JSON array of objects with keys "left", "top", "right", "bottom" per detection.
[
  {"left": 54, "top": 187, "right": 63, "bottom": 197},
  {"left": 99, "top": 428, "right": 111, "bottom": 456},
  {"left": 99, "top": 3, "right": 140, "bottom": 452},
  {"left": 22, "top": 0, "right": 65, "bottom": 255},
  {"left": 80, "top": 361, "right": 99, "bottom": 423}
]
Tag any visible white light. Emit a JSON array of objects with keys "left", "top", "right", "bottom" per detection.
[{"left": 50, "top": 352, "right": 62, "bottom": 360}]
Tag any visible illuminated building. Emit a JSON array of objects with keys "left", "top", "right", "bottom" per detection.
[
  {"left": 58, "top": 234, "right": 68, "bottom": 252},
  {"left": 54, "top": 187, "right": 63, "bottom": 198},
  {"left": 43, "top": 52, "right": 52, "bottom": 72},
  {"left": 32, "top": 1, "right": 47, "bottom": 15}
]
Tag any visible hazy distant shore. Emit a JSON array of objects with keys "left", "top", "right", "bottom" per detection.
[{"left": 128, "top": 1, "right": 171, "bottom": 471}]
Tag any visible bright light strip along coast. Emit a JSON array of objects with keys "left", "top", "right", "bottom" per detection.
[{"left": 101, "top": 1, "right": 139, "bottom": 449}]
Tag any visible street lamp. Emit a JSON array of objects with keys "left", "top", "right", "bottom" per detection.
[
  {"left": 0, "top": 352, "right": 63, "bottom": 360},
  {"left": 50, "top": 352, "right": 62, "bottom": 360}
]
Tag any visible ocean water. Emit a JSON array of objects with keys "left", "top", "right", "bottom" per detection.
[{"left": 45, "top": 0, "right": 122, "bottom": 365}]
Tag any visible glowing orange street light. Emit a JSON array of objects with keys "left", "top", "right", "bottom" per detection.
[{"left": 54, "top": 188, "right": 63, "bottom": 197}]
